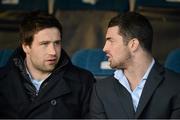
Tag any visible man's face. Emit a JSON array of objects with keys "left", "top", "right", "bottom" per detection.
[
  {"left": 23, "top": 27, "right": 61, "bottom": 74},
  {"left": 103, "top": 26, "right": 131, "bottom": 69}
]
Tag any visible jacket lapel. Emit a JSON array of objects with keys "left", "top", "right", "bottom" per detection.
[
  {"left": 135, "top": 62, "right": 164, "bottom": 118},
  {"left": 113, "top": 78, "right": 135, "bottom": 118},
  {"left": 22, "top": 73, "right": 71, "bottom": 117},
  {"left": 38, "top": 76, "right": 71, "bottom": 103}
]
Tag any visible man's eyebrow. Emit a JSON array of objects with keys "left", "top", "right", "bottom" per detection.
[
  {"left": 54, "top": 39, "right": 61, "bottom": 42},
  {"left": 40, "top": 39, "right": 60, "bottom": 42},
  {"left": 39, "top": 40, "right": 50, "bottom": 43}
]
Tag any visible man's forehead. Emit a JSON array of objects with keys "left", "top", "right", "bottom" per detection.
[{"left": 106, "top": 26, "right": 119, "bottom": 36}]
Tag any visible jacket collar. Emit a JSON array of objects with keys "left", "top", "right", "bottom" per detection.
[
  {"left": 113, "top": 78, "right": 135, "bottom": 118},
  {"left": 113, "top": 61, "right": 164, "bottom": 118},
  {"left": 21, "top": 74, "right": 72, "bottom": 118},
  {"left": 135, "top": 61, "right": 164, "bottom": 118}
]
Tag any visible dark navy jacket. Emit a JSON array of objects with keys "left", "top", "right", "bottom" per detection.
[{"left": 0, "top": 47, "right": 95, "bottom": 118}]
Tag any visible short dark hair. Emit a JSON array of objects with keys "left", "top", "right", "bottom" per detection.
[
  {"left": 19, "top": 11, "right": 62, "bottom": 46},
  {"left": 108, "top": 12, "right": 153, "bottom": 52}
]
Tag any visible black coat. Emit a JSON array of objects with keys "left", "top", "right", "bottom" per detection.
[
  {"left": 0, "top": 47, "right": 95, "bottom": 119},
  {"left": 89, "top": 62, "right": 180, "bottom": 119}
]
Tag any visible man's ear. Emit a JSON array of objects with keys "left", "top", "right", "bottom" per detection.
[
  {"left": 22, "top": 43, "right": 30, "bottom": 54},
  {"left": 128, "top": 38, "right": 139, "bottom": 52}
]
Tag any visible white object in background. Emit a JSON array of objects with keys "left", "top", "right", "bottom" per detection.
[
  {"left": 129, "top": 0, "right": 136, "bottom": 11},
  {"left": 82, "top": 0, "right": 98, "bottom": 5},
  {"left": 100, "top": 61, "right": 112, "bottom": 70},
  {"left": 1, "top": 0, "right": 19, "bottom": 5},
  {"left": 166, "top": 0, "right": 180, "bottom": 2},
  {"left": 48, "top": 0, "right": 55, "bottom": 14}
]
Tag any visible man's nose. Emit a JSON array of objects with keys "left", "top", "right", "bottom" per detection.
[
  {"left": 103, "top": 42, "right": 108, "bottom": 52},
  {"left": 49, "top": 44, "right": 56, "bottom": 55}
]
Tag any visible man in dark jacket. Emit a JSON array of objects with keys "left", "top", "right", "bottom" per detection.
[
  {"left": 89, "top": 12, "right": 180, "bottom": 119},
  {"left": 0, "top": 11, "right": 95, "bottom": 118}
]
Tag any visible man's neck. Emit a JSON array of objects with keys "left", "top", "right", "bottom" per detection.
[
  {"left": 28, "top": 69, "right": 50, "bottom": 81},
  {"left": 24, "top": 59, "right": 51, "bottom": 81},
  {"left": 124, "top": 54, "right": 153, "bottom": 91}
]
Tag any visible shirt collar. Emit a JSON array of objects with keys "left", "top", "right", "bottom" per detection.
[
  {"left": 142, "top": 58, "right": 155, "bottom": 80},
  {"left": 114, "top": 58, "right": 155, "bottom": 86}
]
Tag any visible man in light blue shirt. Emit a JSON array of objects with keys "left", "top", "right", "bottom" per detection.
[
  {"left": 114, "top": 59, "right": 155, "bottom": 111},
  {"left": 89, "top": 12, "right": 180, "bottom": 119}
]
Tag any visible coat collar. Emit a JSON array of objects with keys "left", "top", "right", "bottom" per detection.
[
  {"left": 21, "top": 74, "right": 72, "bottom": 117},
  {"left": 113, "top": 78, "right": 135, "bottom": 118},
  {"left": 113, "top": 61, "right": 164, "bottom": 118},
  {"left": 19, "top": 58, "right": 72, "bottom": 117}
]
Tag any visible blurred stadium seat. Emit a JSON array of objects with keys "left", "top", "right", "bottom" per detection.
[
  {"left": 54, "top": 0, "right": 129, "bottom": 12},
  {"left": 165, "top": 48, "right": 180, "bottom": 73},
  {"left": 136, "top": 0, "right": 180, "bottom": 9},
  {"left": 0, "top": 0, "right": 48, "bottom": 11},
  {"left": 135, "top": 0, "right": 180, "bottom": 19},
  {"left": 0, "top": 49, "right": 13, "bottom": 67},
  {"left": 71, "top": 48, "right": 115, "bottom": 78},
  {"left": 0, "top": 0, "right": 49, "bottom": 32}
]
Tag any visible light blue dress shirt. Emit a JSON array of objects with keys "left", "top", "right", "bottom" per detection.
[
  {"left": 26, "top": 70, "right": 47, "bottom": 93},
  {"left": 114, "top": 59, "right": 155, "bottom": 111}
]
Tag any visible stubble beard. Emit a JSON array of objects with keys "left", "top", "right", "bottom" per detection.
[{"left": 110, "top": 52, "right": 132, "bottom": 70}]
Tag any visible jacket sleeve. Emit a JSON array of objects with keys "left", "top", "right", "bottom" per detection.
[
  {"left": 80, "top": 72, "right": 96, "bottom": 118},
  {"left": 88, "top": 84, "right": 107, "bottom": 118},
  {"left": 171, "top": 93, "right": 180, "bottom": 118}
]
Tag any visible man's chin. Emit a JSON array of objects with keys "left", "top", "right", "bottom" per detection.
[
  {"left": 44, "top": 66, "right": 56, "bottom": 72},
  {"left": 109, "top": 63, "right": 116, "bottom": 69}
]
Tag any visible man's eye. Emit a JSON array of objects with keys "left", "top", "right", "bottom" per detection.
[
  {"left": 55, "top": 41, "right": 61, "bottom": 45},
  {"left": 40, "top": 42, "right": 48, "bottom": 45}
]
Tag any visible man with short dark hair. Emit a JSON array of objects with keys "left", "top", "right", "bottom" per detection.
[
  {"left": 0, "top": 11, "right": 95, "bottom": 118},
  {"left": 89, "top": 12, "right": 180, "bottom": 119}
]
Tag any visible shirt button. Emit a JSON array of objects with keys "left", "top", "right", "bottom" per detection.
[{"left": 51, "top": 99, "right": 57, "bottom": 106}]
